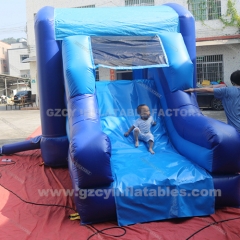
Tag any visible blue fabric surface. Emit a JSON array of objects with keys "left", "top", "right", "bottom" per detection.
[
  {"left": 62, "top": 36, "right": 96, "bottom": 96},
  {"left": 159, "top": 32, "right": 193, "bottom": 91},
  {"left": 164, "top": 3, "right": 197, "bottom": 88},
  {"left": 96, "top": 80, "right": 214, "bottom": 226},
  {"left": 33, "top": 6, "right": 68, "bottom": 166},
  {"left": 35, "top": 6, "right": 66, "bottom": 137},
  {"left": 55, "top": 6, "right": 179, "bottom": 40},
  {"left": 152, "top": 68, "right": 240, "bottom": 173}
]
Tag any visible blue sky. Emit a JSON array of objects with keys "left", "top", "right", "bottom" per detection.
[{"left": 0, "top": 0, "right": 26, "bottom": 40}]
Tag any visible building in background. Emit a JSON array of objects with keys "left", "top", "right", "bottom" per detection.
[
  {"left": 0, "top": 41, "right": 11, "bottom": 75},
  {"left": 7, "top": 39, "right": 31, "bottom": 95},
  {"left": 25, "top": 0, "right": 240, "bottom": 104},
  {"left": 8, "top": 39, "right": 30, "bottom": 78},
  {"left": 0, "top": 40, "right": 30, "bottom": 97}
]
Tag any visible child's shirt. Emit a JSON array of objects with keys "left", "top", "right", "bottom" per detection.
[{"left": 133, "top": 116, "right": 154, "bottom": 134}]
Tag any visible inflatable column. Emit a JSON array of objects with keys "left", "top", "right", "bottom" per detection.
[{"left": 35, "top": 7, "right": 69, "bottom": 167}]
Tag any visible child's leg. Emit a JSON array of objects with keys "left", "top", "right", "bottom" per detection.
[
  {"left": 148, "top": 140, "right": 155, "bottom": 154},
  {"left": 133, "top": 128, "right": 139, "bottom": 147}
]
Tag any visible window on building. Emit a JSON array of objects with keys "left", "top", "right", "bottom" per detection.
[
  {"left": 125, "top": 0, "right": 154, "bottom": 7},
  {"left": 75, "top": 5, "right": 95, "bottom": 8},
  {"left": 116, "top": 70, "right": 133, "bottom": 80},
  {"left": 196, "top": 55, "right": 223, "bottom": 83},
  {"left": 20, "top": 55, "right": 29, "bottom": 62},
  {"left": 2, "top": 48, "right": 4, "bottom": 54},
  {"left": 188, "top": 0, "right": 221, "bottom": 21}
]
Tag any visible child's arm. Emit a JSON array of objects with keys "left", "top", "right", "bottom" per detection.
[
  {"left": 150, "top": 116, "right": 156, "bottom": 126},
  {"left": 124, "top": 126, "right": 135, "bottom": 137}
]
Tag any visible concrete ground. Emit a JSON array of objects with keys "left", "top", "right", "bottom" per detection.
[
  {"left": 201, "top": 108, "right": 227, "bottom": 124},
  {"left": 0, "top": 104, "right": 41, "bottom": 146},
  {"left": 0, "top": 103, "right": 227, "bottom": 147}
]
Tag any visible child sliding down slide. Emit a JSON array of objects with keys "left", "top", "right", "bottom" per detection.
[{"left": 124, "top": 104, "right": 156, "bottom": 154}]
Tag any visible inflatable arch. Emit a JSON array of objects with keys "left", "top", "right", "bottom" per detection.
[{"left": 1, "top": 4, "right": 240, "bottom": 226}]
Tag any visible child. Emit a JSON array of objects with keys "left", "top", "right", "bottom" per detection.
[{"left": 124, "top": 104, "right": 156, "bottom": 154}]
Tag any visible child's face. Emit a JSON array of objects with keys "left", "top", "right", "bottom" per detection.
[{"left": 139, "top": 106, "right": 150, "bottom": 120}]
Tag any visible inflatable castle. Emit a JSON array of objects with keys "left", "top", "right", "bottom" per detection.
[{"left": 1, "top": 3, "right": 240, "bottom": 226}]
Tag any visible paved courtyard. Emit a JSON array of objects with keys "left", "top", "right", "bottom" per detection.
[
  {"left": 0, "top": 104, "right": 41, "bottom": 146},
  {"left": 201, "top": 108, "right": 227, "bottom": 124}
]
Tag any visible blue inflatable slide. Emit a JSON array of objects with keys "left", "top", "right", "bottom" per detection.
[{"left": 1, "top": 4, "right": 240, "bottom": 226}]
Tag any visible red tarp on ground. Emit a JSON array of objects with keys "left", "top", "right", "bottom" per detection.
[{"left": 0, "top": 127, "right": 240, "bottom": 240}]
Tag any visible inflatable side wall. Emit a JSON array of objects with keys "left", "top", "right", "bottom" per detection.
[
  {"left": 162, "top": 4, "right": 240, "bottom": 173},
  {"left": 62, "top": 36, "right": 113, "bottom": 188},
  {"left": 34, "top": 7, "right": 69, "bottom": 167}
]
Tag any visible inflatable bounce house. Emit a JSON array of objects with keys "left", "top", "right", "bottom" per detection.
[{"left": 1, "top": 3, "right": 240, "bottom": 226}]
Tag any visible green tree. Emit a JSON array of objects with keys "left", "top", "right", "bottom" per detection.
[
  {"left": 220, "top": 0, "right": 240, "bottom": 32},
  {"left": 0, "top": 37, "right": 18, "bottom": 44}
]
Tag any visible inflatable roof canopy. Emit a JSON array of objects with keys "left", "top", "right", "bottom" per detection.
[{"left": 2, "top": 3, "right": 239, "bottom": 226}]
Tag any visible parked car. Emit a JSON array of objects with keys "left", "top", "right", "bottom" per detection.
[
  {"left": 196, "top": 84, "right": 224, "bottom": 110},
  {"left": 14, "top": 90, "right": 32, "bottom": 103}
]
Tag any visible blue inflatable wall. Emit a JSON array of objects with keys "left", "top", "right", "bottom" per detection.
[{"left": 1, "top": 3, "right": 239, "bottom": 226}]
